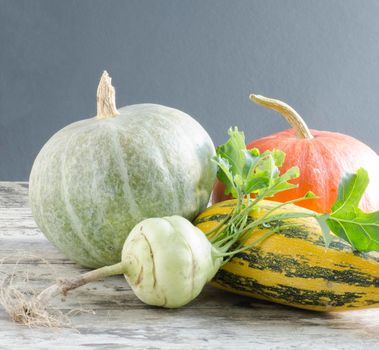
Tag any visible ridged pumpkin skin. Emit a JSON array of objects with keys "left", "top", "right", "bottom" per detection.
[
  {"left": 248, "top": 129, "right": 379, "bottom": 213},
  {"left": 195, "top": 200, "right": 379, "bottom": 312},
  {"left": 29, "top": 103, "right": 216, "bottom": 268}
]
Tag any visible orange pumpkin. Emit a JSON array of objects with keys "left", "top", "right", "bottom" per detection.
[{"left": 212, "top": 94, "right": 379, "bottom": 213}]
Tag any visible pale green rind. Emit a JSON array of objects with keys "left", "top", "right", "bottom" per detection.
[{"left": 29, "top": 104, "right": 217, "bottom": 268}]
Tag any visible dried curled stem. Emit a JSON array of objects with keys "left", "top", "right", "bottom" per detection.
[{"left": 250, "top": 94, "right": 314, "bottom": 139}]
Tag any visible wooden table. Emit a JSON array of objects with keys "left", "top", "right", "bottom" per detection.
[{"left": 0, "top": 182, "right": 378, "bottom": 349}]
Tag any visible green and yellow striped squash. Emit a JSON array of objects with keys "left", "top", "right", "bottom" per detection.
[{"left": 194, "top": 199, "right": 379, "bottom": 312}]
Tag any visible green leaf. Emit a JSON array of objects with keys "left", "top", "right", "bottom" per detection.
[
  {"left": 327, "top": 168, "right": 379, "bottom": 252},
  {"left": 215, "top": 127, "right": 252, "bottom": 198},
  {"left": 216, "top": 127, "right": 246, "bottom": 178},
  {"left": 258, "top": 152, "right": 279, "bottom": 182},
  {"left": 316, "top": 214, "right": 334, "bottom": 247},
  {"left": 304, "top": 191, "right": 317, "bottom": 199},
  {"left": 245, "top": 174, "right": 270, "bottom": 194},
  {"left": 263, "top": 166, "right": 300, "bottom": 197},
  {"left": 263, "top": 182, "right": 298, "bottom": 198},
  {"left": 212, "top": 156, "right": 237, "bottom": 197},
  {"left": 280, "top": 166, "right": 300, "bottom": 182},
  {"left": 327, "top": 210, "right": 379, "bottom": 252},
  {"left": 331, "top": 168, "right": 369, "bottom": 215},
  {"left": 242, "top": 149, "right": 261, "bottom": 180},
  {"left": 234, "top": 174, "right": 244, "bottom": 189},
  {"left": 249, "top": 148, "right": 260, "bottom": 157},
  {"left": 215, "top": 127, "right": 302, "bottom": 201},
  {"left": 272, "top": 149, "right": 286, "bottom": 167}
]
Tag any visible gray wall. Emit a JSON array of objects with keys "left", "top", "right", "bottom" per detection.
[{"left": 1, "top": 0, "right": 379, "bottom": 180}]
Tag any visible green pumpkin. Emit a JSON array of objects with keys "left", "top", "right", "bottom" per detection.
[{"left": 29, "top": 72, "right": 216, "bottom": 268}]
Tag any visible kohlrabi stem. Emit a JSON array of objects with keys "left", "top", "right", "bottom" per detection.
[
  {"left": 209, "top": 185, "right": 269, "bottom": 246},
  {"left": 221, "top": 231, "right": 276, "bottom": 258},
  {"left": 250, "top": 94, "right": 313, "bottom": 140},
  {"left": 37, "top": 261, "right": 128, "bottom": 305},
  {"left": 238, "top": 211, "right": 317, "bottom": 240},
  {"left": 96, "top": 71, "right": 120, "bottom": 119},
  {"left": 212, "top": 192, "right": 267, "bottom": 245},
  {"left": 206, "top": 209, "right": 235, "bottom": 238},
  {"left": 237, "top": 222, "right": 303, "bottom": 249},
  {"left": 260, "top": 195, "right": 313, "bottom": 218},
  {"left": 238, "top": 195, "right": 317, "bottom": 235},
  {"left": 232, "top": 191, "right": 268, "bottom": 223},
  {"left": 207, "top": 188, "right": 321, "bottom": 266}
]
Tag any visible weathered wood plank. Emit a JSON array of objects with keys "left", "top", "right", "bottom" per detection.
[
  {"left": 1, "top": 301, "right": 378, "bottom": 350},
  {"left": 0, "top": 182, "right": 29, "bottom": 208},
  {"left": 0, "top": 182, "right": 378, "bottom": 349}
]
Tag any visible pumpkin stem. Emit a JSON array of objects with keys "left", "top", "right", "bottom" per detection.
[
  {"left": 96, "top": 71, "right": 120, "bottom": 119},
  {"left": 249, "top": 94, "right": 313, "bottom": 139}
]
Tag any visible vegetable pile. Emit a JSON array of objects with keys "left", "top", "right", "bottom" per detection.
[
  {"left": 2, "top": 77, "right": 379, "bottom": 326},
  {"left": 211, "top": 128, "right": 379, "bottom": 252},
  {"left": 197, "top": 129, "right": 379, "bottom": 311}
]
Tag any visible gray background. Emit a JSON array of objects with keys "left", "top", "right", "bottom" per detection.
[{"left": 1, "top": 0, "right": 379, "bottom": 180}]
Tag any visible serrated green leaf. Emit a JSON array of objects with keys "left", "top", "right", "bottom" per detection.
[
  {"left": 264, "top": 182, "right": 298, "bottom": 197},
  {"left": 272, "top": 149, "right": 286, "bottom": 167},
  {"left": 255, "top": 154, "right": 278, "bottom": 186},
  {"left": 245, "top": 175, "right": 270, "bottom": 194},
  {"left": 262, "top": 166, "right": 300, "bottom": 197},
  {"left": 212, "top": 156, "right": 237, "bottom": 197},
  {"left": 242, "top": 149, "right": 260, "bottom": 180},
  {"left": 216, "top": 128, "right": 246, "bottom": 177},
  {"left": 282, "top": 166, "right": 300, "bottom": 181},
  {"left": 215, "top": 128, "right": 302, "bottom": 201}
]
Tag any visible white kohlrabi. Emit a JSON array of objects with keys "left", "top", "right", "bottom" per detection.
[
  {"left": 35, "top": 216, "right": 223, "bottom": 310},
  {"left": 122, "top": 216, "right": 222, "bottom": 307}
]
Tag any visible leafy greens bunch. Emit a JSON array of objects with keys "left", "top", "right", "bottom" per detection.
[{"left": 209, "top": 128, "right": 379, "bottom": 254}]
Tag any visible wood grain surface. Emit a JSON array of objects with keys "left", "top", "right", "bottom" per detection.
[{"left": 0, "top": 182, "right": 378, "bottom": 350}]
